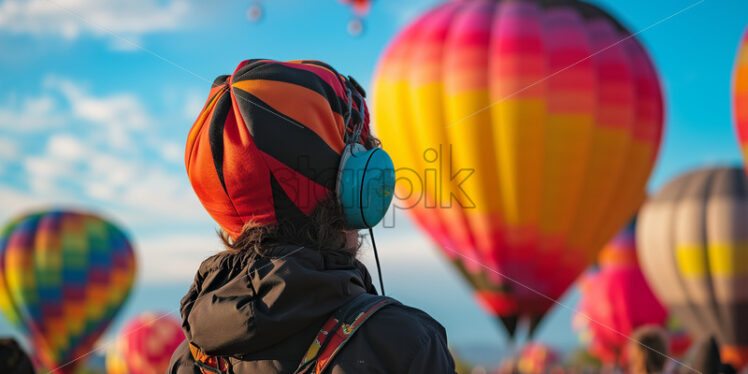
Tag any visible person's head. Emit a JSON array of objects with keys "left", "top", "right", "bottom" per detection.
[
  {"left": 185, "top": 59, "right": 377, "bottom": 257},
  {"left": 0, "top": 338, "right": 34, "bottom": 374},
  {"left": 627, "top": 325, "right": 669, "bottom": 374}
]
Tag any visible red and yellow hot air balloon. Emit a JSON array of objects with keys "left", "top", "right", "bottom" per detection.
[
  {"left": 105, "top": 338, "right": 128, "bottom": 374},
  {"left": 117, "top": 312, "right": 184, "bottom": 374},
  {"left": 0, "top": 210, "right": 136, "bottom": 373},
  {"left": 518, "top": 343, "right": 561, "bottom": 374},
  {"left": 637, "top": 167, "right": 748, "bottom": 369},
  {"left": 373, "top": 0, "right": 664, "bottom": 337},
  {"left": 574, "top": 222, "right": 667, "bottom": 364},
  {"left": 735, "top": 27, "right": 748, "bottom": 162}
]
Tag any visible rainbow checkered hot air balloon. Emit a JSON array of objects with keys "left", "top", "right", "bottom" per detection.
[
  {"left": 735, "top": 27, "right": 748, "bottom": 163},
  {"left": 373, "top": 0, "right": 663, "bottom": 338},
  {"left": 117, "top": 312, "right": 184, "bottom": 374},
  {"left": 0, "top": 210, "right": 136, "bottom": 373}
]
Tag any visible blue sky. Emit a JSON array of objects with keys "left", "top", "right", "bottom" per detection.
[{"left": 0, "top": 0, "right": 746, "bottom": 366}]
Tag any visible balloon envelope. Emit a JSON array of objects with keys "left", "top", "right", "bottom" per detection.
[
  {"left": 105, "top": 338, "right": 127, "bottom": 374},
  {"left": 373, "top": 0, "right": 663, "bottom": 336},
  {"left": 0, "top": 210, "right": 136, "bottom": 373},
  {"left": 518, "top": 342, "right": 560, "bottom": 374},
  {"left": 637, "top": 167, "right": 748, "bottom": 369},
  {"left": 340, "top": 0, "right": 371, "bottom": 16},
  {"left": 574, "top": 222, "right": 667, "bottom": 364},
  {"left": 119, "top": 312, "right": 184, "bottom": 374},
  {"left": 734, "top": 28, "right": 748, "bottom": 162}
]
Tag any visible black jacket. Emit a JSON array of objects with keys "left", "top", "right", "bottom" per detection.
[{"left": 168, "top": 246, "right": 456, "bottom": 373}]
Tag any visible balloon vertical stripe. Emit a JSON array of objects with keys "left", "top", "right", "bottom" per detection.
[{"left": 734, "top": 28, "right": 748, "bottom": 161}]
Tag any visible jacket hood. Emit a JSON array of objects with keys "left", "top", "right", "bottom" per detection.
[{"left": 180, "top": 246, "right": 376, "bottom": 356}]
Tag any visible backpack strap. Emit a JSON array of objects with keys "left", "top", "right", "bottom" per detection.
[
  {"left": 295, "top": 293, "right": 398, "bottom": 374},
  {"left": 189, "top": 342, "right": 231, "bottom": 374}
]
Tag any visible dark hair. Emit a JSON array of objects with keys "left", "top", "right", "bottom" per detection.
[
  {"left": 219, "top": 135, "right": 381, "bottom": 257},
  {"left": 629, "top": 325, "right": 668, "bottom": 374},
  {"left": 219, "top": 195, "right": 359, "bottom": 257}
]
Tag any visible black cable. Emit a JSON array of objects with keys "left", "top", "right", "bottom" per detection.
[{"left": 368, "top": 227, "right": 385, "bottom": 296}]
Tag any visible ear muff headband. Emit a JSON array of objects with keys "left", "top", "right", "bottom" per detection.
[
  {"left": 336, "top": 144, "right": 395, "bottom": 229},
  {"left": 336, "top": 76, "right": 394, "bottom": 229}
]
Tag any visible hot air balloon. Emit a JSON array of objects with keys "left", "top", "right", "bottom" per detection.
[
  {"left": 117, "top": 312, "right": 184, "bottom": 374},
  {"left": 105, "top": 338, "right": 127, "bottom": 374},
  {"left": 637, "top": 167, "right": 748, "bottom": 369},
  {"left": 340, "top": 0, "right": 371, "bottom": 35},
  {"left": 734, "top": 28, "right": 748, "bottom": 162},
  {"left": 517, "top": 343, "right": 561, "bottom": 374},
  {"left": 667, "top": 317, "right": 692, "bottom": 358},
  {"left": 373, "top": 0, "right": 664, "bottom": 338},
  {"left": 574, "top": 222, "right": 667, "bottom": 364},
  {"left": 247, "top": 0, "right": 263, "bottom": 23},
  {"left": 0, "top": 210, "right": 136, "bottom": 373}
]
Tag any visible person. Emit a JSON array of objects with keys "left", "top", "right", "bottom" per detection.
[
  {"left": 0, "top": 338, "right": 35, "bottom": 374},
  {"left": 627, "top": 325, "right": 669, "bottom": 374},
  {"left": 168, "top": 59, "right": 456, "bottom": 373},
  {"left": 677, "top": 337, "right": 722, "bottom": 374}
]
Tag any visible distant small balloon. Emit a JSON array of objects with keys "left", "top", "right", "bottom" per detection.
[
  {"left": 347, "top": 18, "right": 364, "bottom": 36},
  {"left": 118, "top": 312, "right": 184, "bottom": 374},
  {"left": 247, "top": 2, "right": 263, "bottom": 22},
  {"left": 105, "top": 338, "right": 127, "bottom": 374},
  {"left": 518, "top": 343, "right": 560, "bottom": 374},
  {"left": 340, "top": 0, "right": 371, "bottom": 16}
]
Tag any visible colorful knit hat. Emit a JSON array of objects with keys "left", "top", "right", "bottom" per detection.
[{"left": 185, "top": 59, "right": 370, "bottom": 238}]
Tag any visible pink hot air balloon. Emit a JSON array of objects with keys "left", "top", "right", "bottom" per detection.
[
  {"left": 118, "top": 312, "right": 184, "bottom": 374},
  {"left": 734, "top": 27, "right": 747, "bottom": 162},
  {"left": 574, "top": 222, "right": 667, "bottom": 364}
]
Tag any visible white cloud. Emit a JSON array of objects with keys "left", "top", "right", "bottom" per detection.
[
  {"left": 22, "top": 135, "right": 204, "bottom": 223},
  {"left": 46, "top": 76, "right": 156, "bottom": 148},
  {"left": 0, "top": 137, "right": 19, "bottom": 174},
  {"left": 0, "top": 0, "right": 190, "bottom": 42},
  {"left": 183, "top": 90, "right": 204, "bottom": 120},
  {"left": 47, "top": 133, "right": 87, "bottom": 160},
  {"left": 160, "top": 141, "right": 183, "bottom": 164},
  {"left": 1, "top": 76, "right": 205, "bottom": 229},
  {"left": 136, "top": 233, "right": 222, "bottom": 282},
  {"left": 0, "top": 94, "right": 65, "bottom": 131},
  {"left": 0, "top": 185, "right": 79, "bottom": 224},
  {"left": 0, "top": 137, "right": 19, "bottom": 160}
]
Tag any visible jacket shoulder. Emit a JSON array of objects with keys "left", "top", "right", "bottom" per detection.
[
  {"left": 333, "top": 302, "right": 455, "bottom": 373},
  {"left": 369, "top": 303, "right": 447, "bottom": 341}
]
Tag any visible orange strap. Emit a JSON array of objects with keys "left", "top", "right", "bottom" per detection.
[
  {"left": 295, "top": 294, "right": 396, "bottom": 374},
  {"left": 189, "top": 342, "right": 231, "bottom": 374}
]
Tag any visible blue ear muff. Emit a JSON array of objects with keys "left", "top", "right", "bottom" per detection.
[{"left": 336, "top": 144, "right": 395, "bottom": 229}]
